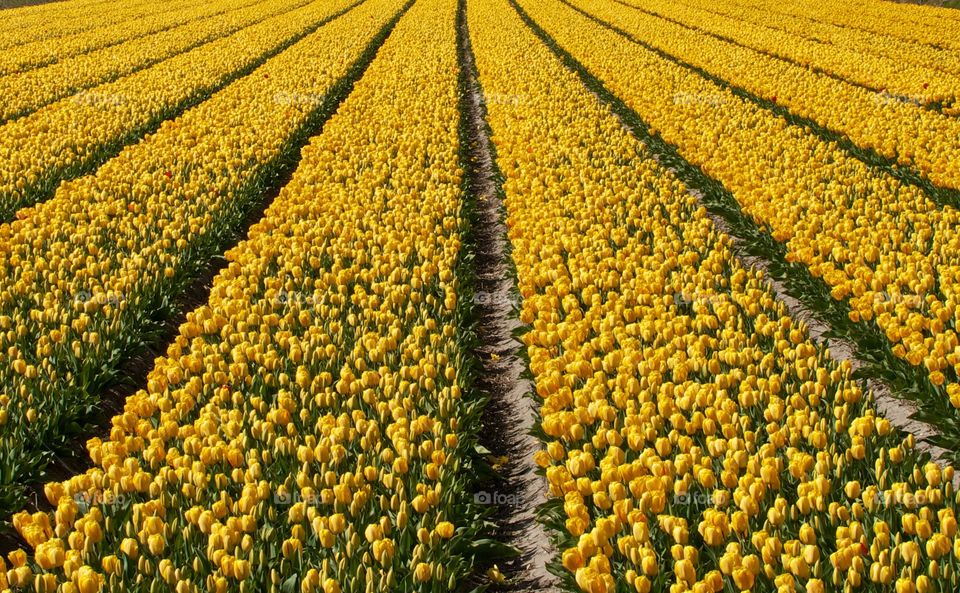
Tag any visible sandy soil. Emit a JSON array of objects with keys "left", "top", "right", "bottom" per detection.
[{"left": 459, "top": 9, "right": 560, "bottom": 591}]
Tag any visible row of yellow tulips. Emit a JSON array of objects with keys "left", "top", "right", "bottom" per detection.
[
  {"left": 0, "top": 0, "right": 214, "bottom": 76},
  {"left": 827, "top": 0, "right": 960, "bottom": 28},
  {"left": 516, "top": 0, "right": 960, "bottom": 445},
  {"left": 0, "top": 0, "right": 295, "bottom": 123},
  {"left": 0, "top": 0, "right": 358, "bottom": 221},
  {"left": 618, "top": 0, "right": 959, "bottom": 111},
  {"left": 571, "top": 0, "right": 960, "bottom": 190},
  {"left": 472, "top": 2, "right": 960, "bottom": 593},
  {"left": 734, "top": 0, "right": 960, "bottom": 52},
  {"left": 0, "top": 0, "right": 403, "bottom": 517},
  {"left": 682, "top": 0, "right": 960, "bottom": 83},
  {"left": 6, "top": 0, "right": 482, "bottom": 589},
  {"left": 0, "top": 0, "right": 190, "bottom": 51},
  {"left": 0, "top": 0, "right": 107, "bottom": 29}
]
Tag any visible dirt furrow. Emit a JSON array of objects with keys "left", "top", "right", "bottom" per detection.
[{"left": 456, "top": 1, "right": 559, "bottom": 589}]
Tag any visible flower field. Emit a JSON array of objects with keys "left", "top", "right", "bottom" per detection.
[{"left": 2, "top": 0, "right": 960, "bottom": 591}]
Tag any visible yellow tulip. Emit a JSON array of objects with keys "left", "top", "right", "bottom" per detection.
[
  {"left": 435, "top": 521, "right": 455, "bottom": 539},
  {"left": 119, "top": 538, "right": 138, "bottom": 559},
  {"left": 414, "top": 562, "right": 433, "bottom": 582}
]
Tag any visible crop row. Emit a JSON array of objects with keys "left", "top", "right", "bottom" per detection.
[
  {"left": 0, "top": 0, "right": 361, "bottom": 221},
  {"left": 618, "top": 0, "right": 960, "bottom": 112},
  {"left": 4, "top": 0, "right": 486, "bottom": 590},
  {"left": 735, "top": 0, "right": 960, "bottom": 52},
  {"left": 512, "top": 0, "right": 960, "bottom": 456},
  {"left": 0, "top": 0, "right": 404, "bottom": 517},
  {"left": 0, "top": 0, "right": 305, "bottom": 123},
  {"left": 680, "top": 0, "right": 960, "bottom": 83},
  {"left": 0, "top": 0, "right": 188, "bottom": 51},
  {"left": 0, "top": 0, "right": 217, "bottom": 76},
  {"left": 471, "top": 1, "right": 960, "bottom": 593},
  {"left": 570, "top": 0, "right": 960, "bottom": 196}
]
